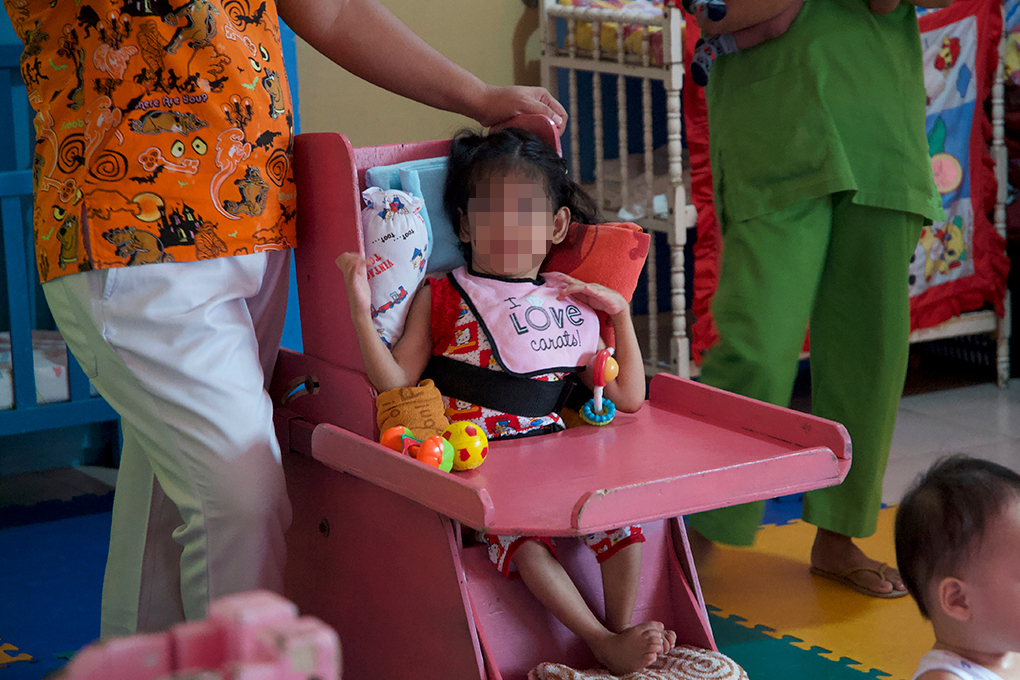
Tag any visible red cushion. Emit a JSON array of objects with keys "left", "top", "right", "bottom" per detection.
[{"left": 542, "top": 221, "right": 650, "bottom": 346}]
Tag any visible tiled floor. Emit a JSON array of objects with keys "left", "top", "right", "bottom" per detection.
[{"left": 883, "top": 378, "right": 1020, "bottom": 504}]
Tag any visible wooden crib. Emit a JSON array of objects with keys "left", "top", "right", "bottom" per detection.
[{"left": 540, "top": 0, "right": 696, "bottom": 378}]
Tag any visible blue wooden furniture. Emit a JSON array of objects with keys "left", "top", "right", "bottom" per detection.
[{"left": 0, "top": 16, "right": 120, "bottom": 442}]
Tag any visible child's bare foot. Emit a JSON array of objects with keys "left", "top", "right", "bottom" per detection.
[{"left": 589, "top": 621, "right": 664, "bottom": 674}]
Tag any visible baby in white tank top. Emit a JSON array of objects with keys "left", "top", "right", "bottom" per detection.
[
  {"left": 895, "top": 456, "right": 1020, "bottom": 680},
  {"left": 912, "top": 650, "right": 1009, "bottom": 680}
]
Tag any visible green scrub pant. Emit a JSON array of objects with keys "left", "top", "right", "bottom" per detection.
[{"left": 687, "top": 192, "right": 924, "bottom": 546}]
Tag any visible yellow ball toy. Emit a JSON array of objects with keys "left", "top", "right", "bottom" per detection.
[{"left": 442, "top": 421, "right": 489, "bottom": 471}]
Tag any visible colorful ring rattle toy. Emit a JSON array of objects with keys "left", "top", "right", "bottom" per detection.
[{"left": 580, "top": 347, "right": 620, "bottom": 426}]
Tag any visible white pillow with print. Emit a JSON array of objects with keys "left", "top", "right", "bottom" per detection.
[{"left": 361, "top": 187, "right": 430, "bottom": 347}]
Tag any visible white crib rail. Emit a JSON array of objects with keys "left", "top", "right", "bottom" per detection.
[
  {"left": 992, "top": 14, "right": 1012, "bottom": 388},
  {"left": 541, "top": 0, "right": 694, "bottom": 378},
  {"left": 663, "top": 6, "right": 694, "bottom": 381},
  {"left": 543, "top": 4, "right": 671, "bottom": 79},
  {"left": 641, "top": 25, "right": 658, "bottom": 370}
]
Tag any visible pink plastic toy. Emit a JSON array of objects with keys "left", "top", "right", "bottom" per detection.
[
  {"left": 270, "top": 114, "right": 852, "bottom": 680},
  {"left": 61, "top": 591, "right": 340, "bottom": 680}
]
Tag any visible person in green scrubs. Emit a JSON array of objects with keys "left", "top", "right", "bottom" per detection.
[{"left": 687, "top": 0, "right": 950, "bottom": 597}]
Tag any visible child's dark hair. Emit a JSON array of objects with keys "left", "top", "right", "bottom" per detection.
[
  {"left": 443, "top": 127, "right": 599, "bottom": 261},
  {"left": 894, "top": 455, "right": 1020, "bottom": 618}
]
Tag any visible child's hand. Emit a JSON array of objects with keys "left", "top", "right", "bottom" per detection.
[
  {"left": 561, "top": 273, "right": 645, "bottom": 412},
  {"left": 336, "top": 252, "right": 372, "bottom": 316},
  {"left": 557, "top": 275, "right": 630, "bottom": 317}
]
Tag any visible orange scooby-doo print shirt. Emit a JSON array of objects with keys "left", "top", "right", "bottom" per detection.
[{"left": 4, "top": 0, "right": 296, "bottom": 282}]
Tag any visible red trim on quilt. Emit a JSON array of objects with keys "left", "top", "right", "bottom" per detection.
[
  {"left": 684, "top": 15, "right": 723, "bottom": 364},
  {"left": 913, "top": 0, "right": 1010, "bottom": 330}
]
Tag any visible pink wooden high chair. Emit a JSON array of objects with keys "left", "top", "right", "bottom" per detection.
[{"left": 270, "top": 115, "right": 852, "bottom": 680}]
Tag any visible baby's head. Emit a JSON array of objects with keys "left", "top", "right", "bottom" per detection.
[
  {"left": 443, "top": 127, "right": 598, "bottom": 277},
  {"left": 895, "top": 455, "right": 1020, "bottom": 650}
]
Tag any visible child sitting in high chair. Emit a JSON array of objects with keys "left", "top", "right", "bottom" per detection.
[
  {"left": 337, "top": 127, "right": 676, "bottom": 675},
  {"left": 895, "top": 455, "right": 1020, "bottom": 680}
]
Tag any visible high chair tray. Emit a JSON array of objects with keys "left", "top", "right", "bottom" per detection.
[{"left": 280, "top": 361, "right": 851, "bottom": 536}]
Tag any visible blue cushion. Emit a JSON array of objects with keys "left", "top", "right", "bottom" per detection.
[
  {"left": 363, "top": 161, "right": 433, "bottom": 264},
  {"left": 363, "top": 164, "right": 404, "bottom": 191},
  {"left": 365, "top": 157, "right": 466, "bottom": 273}
]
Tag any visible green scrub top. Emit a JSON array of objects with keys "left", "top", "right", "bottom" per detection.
[{"left": 706, "top": 0, "right": 945, "bottom": 225}]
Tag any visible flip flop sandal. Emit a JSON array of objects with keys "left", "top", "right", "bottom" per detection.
[{"left": 809, "top": 562, "right": 909, "bottom": 599}]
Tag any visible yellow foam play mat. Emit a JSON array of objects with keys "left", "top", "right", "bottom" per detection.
[{"left": 698, "top": 506, "right": 933, "bottom": 680}]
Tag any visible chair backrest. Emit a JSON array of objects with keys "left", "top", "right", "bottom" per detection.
[{"left": 292, "top": 115, "right": 560, "bottom": 374}]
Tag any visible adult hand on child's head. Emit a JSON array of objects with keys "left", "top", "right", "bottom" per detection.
[
  {"left": 475, "top": 85, "right": 567, "bottom": 136},
  {"left": 336, "top": 252, "right": 373, "bottom": 316},
  {"left": 557, "top": 275, "right": 630, "bottom": 317}
]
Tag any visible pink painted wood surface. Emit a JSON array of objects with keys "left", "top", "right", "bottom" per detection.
[
  {"left": 649, "top": 374, "right": 853, "bottom": 468},
  {"left": 283, "top": 448, "right": 485, "bottom": 680},
  {"left": 293, "top": 132, "right": 364, "bottom": 374},
  {"left": 272, "top": 348, "right": 377, "bottom": 439},
  {"left": 670, "top": 517, "right": 710, "bottom": 632},
  {"left": 300, "top": 373, "right": 849, "bottom": 536},
  {"left": 274, "top": 407, "right": 298, "bottom": 464},
  {"left": 310, "top": 422, "right": 495, "bottom": 529},
  {"left": 665, "top": 529, "right": 717, "bottom": 652},
  {"left": 468, "top": 588, "right": 505, "bottom": 680},
  {"left": 352, "top": 139, "right": 452, "bottom": 194},
  {"left": 461, "top": 519, "right": 713, "bottom": 680}
]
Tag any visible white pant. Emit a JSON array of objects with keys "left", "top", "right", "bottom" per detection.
[{"left": 43, "top": 251, "right": 293, "bottom": 636}]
